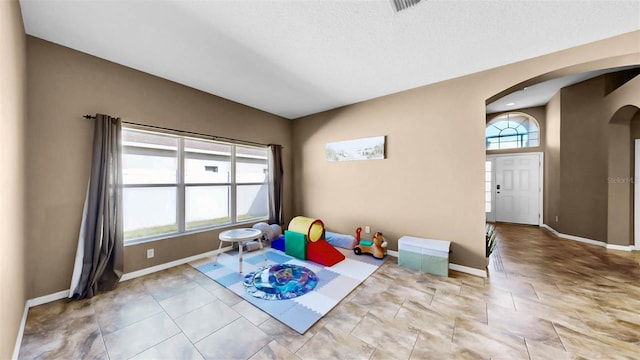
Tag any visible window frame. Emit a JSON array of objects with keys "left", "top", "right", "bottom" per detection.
[
  {"left": 486, "top": 112, "right": 540, "bottom": 150},
  {"left": 122, "top": 127, "right": 269, "bottom": 246}
]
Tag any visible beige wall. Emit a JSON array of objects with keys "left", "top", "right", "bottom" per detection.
[
  {"left": 292, "top": 31, "right": 640, "bottom": 271},
  {"left": 292, "top": 78, "right": 487, "bottom": 269},
  {"left": 607, "top": 118, "right": 632, "bottom": 245},
  {"left": 543, "top": 72, "right": 640, "bottom": 245},
  {"left": 544, "top": 92, "right": 561, "bottom": 227},
  {"left": 558, "top": 76, "right": 610, "bottom": 241},
  {"left": 605, "top": 76, "right": 640, "bottom": 246},
  {"left": 0, "top": 0, "right": 27, "bottom": 357},
  {"left": 26, "top": 37, "right": 292, "bottom": 298},
  {"left": 630, "top": 112, "right": 640, "bottom": 246}
]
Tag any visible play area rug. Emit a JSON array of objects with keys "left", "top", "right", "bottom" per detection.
[
  {"left": 244, "top": 263, "right": 318, "bottom": 300},
  {"left": 190, "top": 247, "right": 385, "bottom": 334}
]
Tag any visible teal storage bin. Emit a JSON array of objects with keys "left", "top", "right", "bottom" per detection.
[
  {"left": 398, "top": 236, "right": 450, "bottom": 277},
  {"left": 398, "top": 249, "right": 422, "bottom": 272}
]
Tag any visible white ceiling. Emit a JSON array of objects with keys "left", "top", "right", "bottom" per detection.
[{"left": 19, "top": 0, "right": 640, "bottom": 119}]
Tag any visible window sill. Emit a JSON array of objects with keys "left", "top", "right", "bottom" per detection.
[{"left": 123, "top": 217, "right": 269, "bottom": 247}]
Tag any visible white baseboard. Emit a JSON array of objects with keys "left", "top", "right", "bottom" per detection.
[
  {"left": 22, "top": 246, "right": 232, "bottom": 311},
  {"left": 605, "top": 244, "right": 634, "bottom": 252},
  {"left": 12, "top": 303, "right": 29, "bottom": 360},
  {"left": 449, "top": 263, "right": 487, "bottom": 278},
  {"left": 386, "top": 250, "right": 398, "bottom": 257},
  {"left": 120, "top": 246, "right": 232, "bottom": 282},
  {"left": 542, "top": 224, "right": 607, "bottom": 247},
  {"left": 26, "top": 290, "right": 70, "bottom": 308},
  {"left": 539, "top": 223, "right": 559, "bottom": 234},
  {"left": 14, "top": 290, "right": 70, "bottom": 359},
  {"left": 541, "top": 224, "right": 635, "bottom": 251}
]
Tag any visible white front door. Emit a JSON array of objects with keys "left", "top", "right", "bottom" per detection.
[
  {"left": 495, "top": 154, "right": 541, "bottom": 225},
  {"left": 485, "top": 159, "right": 496, "bottom": 222}
]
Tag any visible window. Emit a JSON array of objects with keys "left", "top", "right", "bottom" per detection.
[
  {"left": 486, "top": 112, "right": 539, "bottom": 150},
  {"left": 122, "top": 128, "right": 269, "bottom": 244}
]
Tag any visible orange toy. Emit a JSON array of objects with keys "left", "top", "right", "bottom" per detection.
[{"left": 354, "top": 227, "right": 387, "bottom": 259}]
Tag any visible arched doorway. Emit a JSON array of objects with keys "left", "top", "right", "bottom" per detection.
[
  {"left": 608, "top": 105, "right": 640, "bottom": 249},
  {"left": 485, "top": 112, "right": 543, "bottom": 225}
]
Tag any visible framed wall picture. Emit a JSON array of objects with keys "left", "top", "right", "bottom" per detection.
[{"left": 326, "top": 136, "right": 385, "bottom": 162}]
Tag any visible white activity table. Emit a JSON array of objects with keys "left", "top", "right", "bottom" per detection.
[{"left": 214, "top": 228, "right": 264, "bottom": 273}]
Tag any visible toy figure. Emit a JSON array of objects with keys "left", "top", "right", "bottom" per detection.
[{"left": 354, "top": 227, "right": 388, "bottom": 259}]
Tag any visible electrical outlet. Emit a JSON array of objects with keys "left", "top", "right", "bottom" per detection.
[
  {"left": 365, "top": 226, "right": 371, "bottom": 234},
  {"left": 555, "top": 215, "right": 559, "bottom": 222},
  {"left": 147, "top": 248, "right": 154, "bottom": 259}
]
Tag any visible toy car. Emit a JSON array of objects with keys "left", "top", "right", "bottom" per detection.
[{"left": 354, "top": 227, "right": 387, "bottom": 259}]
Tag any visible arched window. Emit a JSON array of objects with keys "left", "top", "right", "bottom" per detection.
[{"left": 486, "top": 112, "right": 539, "bottom": 150}]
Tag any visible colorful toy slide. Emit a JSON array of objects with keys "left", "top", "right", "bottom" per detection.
[{"left": 281, "top": 216, "right": 345, "bottom": 267}]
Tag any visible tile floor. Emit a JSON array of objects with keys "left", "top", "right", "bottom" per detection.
[{"left": 18, "top": 223, "right": 640, "bottom": 359}]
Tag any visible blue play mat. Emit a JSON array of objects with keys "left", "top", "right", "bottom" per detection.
[{"left": 243, "top": 264, "right": 318, "bottom": 300}]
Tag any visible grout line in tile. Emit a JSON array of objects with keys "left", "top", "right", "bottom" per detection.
[
  {"left": 551, "top": 321, "right": 568, "bottom": 353},
  {"left": 451, "top": 317, "right": 458, "bottom": 343},
  {"left": 523, "top": 337, "right": 532, "bottom": 360},
  {"left": 93, "top": 309, "right": 110, "bottom": 360}
]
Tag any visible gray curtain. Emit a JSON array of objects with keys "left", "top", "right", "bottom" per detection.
[
  {"left": 69, "top": 114, "right": 123, "bottom": 299},
  {"left": 268, "top": 144, "right": 284, "bottom": 225}
]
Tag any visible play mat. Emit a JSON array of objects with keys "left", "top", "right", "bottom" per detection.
[
  {"left": 243, "top": 263, "right": 318, "bottom": 300},
  {"left": 190, "top": 247, "right": 384, "bottom": 334}
]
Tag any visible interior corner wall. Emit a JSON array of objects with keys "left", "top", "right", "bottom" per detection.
[
  {"left": 0, "top": 0, "right": 27, "bottom": 357},
  {"left": 550, "top": 73, "right": 640, "bottom": 246},
  {"left": 557, "top": 77, "right": 610, "bottom": 242},
  {"left": 292, "top": 78, "right": 488, "bottom": 269},
  {"left": 607, "top": 119, "right": 632, "bottom": 245},
  {"left": 630, "top": 111, "right": 640, "bottom": 244},
  {"left": 26, "top": 37, "right": 293, "bottom": 298},
  {"left": 544, "top": 92, "right": 561, "bottom": 227}
]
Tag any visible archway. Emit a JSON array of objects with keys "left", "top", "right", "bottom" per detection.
[{"left": 607, "top": 105, "right": 640, "bottom": 248}]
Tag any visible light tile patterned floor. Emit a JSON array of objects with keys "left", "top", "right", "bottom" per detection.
[{"left": 19, "top": 224, "right": 640, "bottom": 359}]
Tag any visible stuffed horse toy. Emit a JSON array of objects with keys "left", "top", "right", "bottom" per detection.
[{"left": 371, "top": 232, "right": 388, "bottom": 259}]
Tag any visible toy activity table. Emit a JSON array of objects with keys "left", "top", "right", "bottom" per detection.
[{"left": 214, "top": 228, "right": 264, "bottom": 273}]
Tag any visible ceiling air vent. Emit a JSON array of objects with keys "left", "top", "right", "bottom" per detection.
[{"left": 391, "top": 0, "right": 422, "bottom": 12}]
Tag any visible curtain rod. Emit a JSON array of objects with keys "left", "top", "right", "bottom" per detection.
[{"left": 83, "top": 114, "right": 274, "bottom": 148}]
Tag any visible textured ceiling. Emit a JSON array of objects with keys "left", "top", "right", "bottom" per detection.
[{"left": 19, "top": 0, "right": 640, "bottom": 119}]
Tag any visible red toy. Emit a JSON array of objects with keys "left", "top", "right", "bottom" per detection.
[
  {"left": 354, "top": 227, "right": 387, "bottom": 259},
  {"left": 307, "top": 239, "right": 345, "bottom": 266}
]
